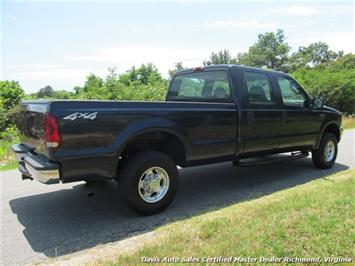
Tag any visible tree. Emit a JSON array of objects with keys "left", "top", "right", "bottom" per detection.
[
  {"left": 74, "top": 86, "right": 82, "bottom": 95},
  {"left": 36, "top": 85, "right": 54, "bottom": 98},
  {"left": 293, "top": 53, "right": 355, "bottom": 114},
  {"left": 83, "top": 74, "right": 104, "bottom": 93},
  {"left": 168, "top": 62, "right": 185, "bottom": 79},
  {"left": 74, "top": 74, "right": 105, "bottom": 99},
  {"left": 0, "top": 81, "right": 24, "bottom": 110},
  {"left": 52, "top": 90, "right": 75, "bottom": 99},
  {"left": 203, "top": 49, "right": 237, "bottom": 65},
  {"left": 135, "top": 63, "right": 162, "bottom": 85},
  {"left": 104, "top": 67, "right": 120, "bottom": 100},
  {"left": 239, "top": 29, "right": 291, "bottom": 72},
  {"left": 120, "top": 63, "right": 162, "bottom": 86},
  {"left": 0, "top": 81, "right": 24, "bottom": 131},
  {"left": 289, "top": 42, "right": 340, "bottom": 71}
]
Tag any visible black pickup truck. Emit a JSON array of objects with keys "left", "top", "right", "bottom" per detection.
[{"left": 12, "top": 64, "right": 342, "bottom": 214}]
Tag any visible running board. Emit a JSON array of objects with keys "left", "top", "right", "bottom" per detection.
[{"left": 233, "top": 152, "right": 309, "bottom": 167}]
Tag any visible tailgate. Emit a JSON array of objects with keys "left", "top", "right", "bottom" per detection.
[{"left": 17, "top": 101, "right": 50, "bottom": 157}]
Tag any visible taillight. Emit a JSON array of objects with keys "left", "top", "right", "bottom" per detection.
[{"left": 44, "top": 114, "right": 60, "bottom": 148}]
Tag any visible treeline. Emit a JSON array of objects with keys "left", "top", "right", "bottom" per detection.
[
  {"left": 293, "top": 54, "right": 355, "bottom": 114},
  {"left": 1, "top": 29, "right": 354, "bottom": 134},
  {"left": 27, "top": 64, "right": 168, "bottom": 101}
]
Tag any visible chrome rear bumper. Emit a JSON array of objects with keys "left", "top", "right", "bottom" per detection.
[{"left": 11, "top": 144, "right": 60, "bottom": 184}]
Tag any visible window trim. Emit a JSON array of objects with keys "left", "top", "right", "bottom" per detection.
[{"left": 166, "top": 69, "right": 234, "bottom": 103}]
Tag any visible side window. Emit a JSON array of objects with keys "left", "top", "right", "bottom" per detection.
[
  {"left": 245, "top": 71, "right": 274, "bottom": 104},
  {"left": 277, "top": 76, "right": 307, "bottom": 106},
  {"left": 168, "top": 71, "right": 231, "bottom": 101}
]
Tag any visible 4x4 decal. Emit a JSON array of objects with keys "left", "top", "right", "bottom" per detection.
[{"left": 63, "top": 112, "right": 98, "bottom": 121}]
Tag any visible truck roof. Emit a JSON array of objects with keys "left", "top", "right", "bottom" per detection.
[{"left": 175, "top": 64, "right": 286, "bottom": 76}]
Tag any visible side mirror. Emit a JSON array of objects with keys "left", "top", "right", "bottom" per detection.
[{"left": 312, "top": 97, "right": 324, "bottom": 109}]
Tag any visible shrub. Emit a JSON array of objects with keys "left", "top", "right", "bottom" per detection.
[{"left": 0, "top": 81, "right": 24, "bottom": 133}]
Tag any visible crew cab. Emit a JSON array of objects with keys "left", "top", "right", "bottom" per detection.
[{"left": 12, "top": 65, "right": 342, "bottom": 214}]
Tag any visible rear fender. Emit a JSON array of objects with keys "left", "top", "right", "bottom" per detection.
[{"left": 113, "top": 117, "right": 190, "bottom": 160}]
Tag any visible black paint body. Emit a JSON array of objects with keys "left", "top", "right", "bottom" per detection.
[{"left": 17, "top": 65, "right": 342, "bottom": 183}]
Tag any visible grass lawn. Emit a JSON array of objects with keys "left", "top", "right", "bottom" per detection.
[
  {"left": 89, "top": 169, "right": 354, "bottom": 265},
  {"left": 0, "top": 141, "right": 17, "bottom": 171},
  {"left": 343, "top": 116, "right": 355, "bottom": 130},
  {"left": 0, "top": 126, "right": 19, "bottom": 171},
  {"left": 0, "top": 161, "right": 18, "bottom": 171}
]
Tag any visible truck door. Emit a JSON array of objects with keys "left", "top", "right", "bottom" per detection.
[
  {"left": 240, "top": 70, "right": 282, "bottom": 153},
  {"left": 274, "top": 74, "right": 322, "bottom": 148}
]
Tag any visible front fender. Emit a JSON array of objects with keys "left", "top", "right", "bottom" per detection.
[{"left": 315, "top": 120, "right": 341, "bottom": 149}]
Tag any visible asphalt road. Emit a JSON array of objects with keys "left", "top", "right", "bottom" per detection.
[{"left": 1, "top": 130, "right": 354, "bottom": 266}]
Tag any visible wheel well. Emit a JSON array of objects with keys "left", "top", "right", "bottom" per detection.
[
  {"left": 323, "top": 123, "right": 341, "bottom": 142},
  {"left": 120, "top": 131, "right": 186, "bottom": 167}
]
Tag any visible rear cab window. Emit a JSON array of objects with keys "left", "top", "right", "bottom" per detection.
[
  {"left": 244, "top": 71, "right": 275, "bottom": 105},
  {"left": 167, "top": 70, "right": 232, "bottom": 102}
]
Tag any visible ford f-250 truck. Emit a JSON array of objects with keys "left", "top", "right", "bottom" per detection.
[{"left": 12, "top": 65, "right": 342, "bottom": 214}]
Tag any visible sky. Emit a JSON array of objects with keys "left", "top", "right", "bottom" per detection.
[{"left": 1, "top": 0, "right": 354, "bottom": 93}]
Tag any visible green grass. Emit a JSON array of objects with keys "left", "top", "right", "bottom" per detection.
[
  {"left": 0, "top": 126, "right": 19, "bottom": 171},
  {"left": 0, "top": 142, "right": 17, "bottom": 171},
  {"left": 343, "top": 116, "right": 355, "bottom": 130},
  {"left": 0, "top": 161, "right": 17, "bottom": 171},
  {"left": 93, "top": 169, "right": 355, "bottom": 265}
]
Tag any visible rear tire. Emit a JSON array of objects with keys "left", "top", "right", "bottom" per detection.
[
  {"left": 118, "top": 151, "right": 179, "bottom": 215},
  {"left": 312, "top": 133, "right": 338, "bottom": 169}
]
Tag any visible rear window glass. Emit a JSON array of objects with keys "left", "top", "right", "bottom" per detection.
[
  {"left": 167, "top": 71, "right": 231, "bottom": 102},
  {"left": 244, "top": 71, "right": 274, "bottom": 104}
]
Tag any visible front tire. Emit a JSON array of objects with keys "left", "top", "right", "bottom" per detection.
[
  {"left": 312, "top": 133, "right": 338, "bottom": 169},
  {"left": 118, "top": 151, "right": 179, "bottom": 215}
]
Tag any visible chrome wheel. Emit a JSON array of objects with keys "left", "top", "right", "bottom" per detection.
[
  {"left": 323, "top": 140, "right": 335, "bottom": 162},
  {"left": 138, "top": 167, "right": 170, "bottom": 203}
]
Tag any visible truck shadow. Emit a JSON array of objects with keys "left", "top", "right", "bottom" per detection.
[{"left": 9, "top": 158, "right": 348, "bottom": 258}]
